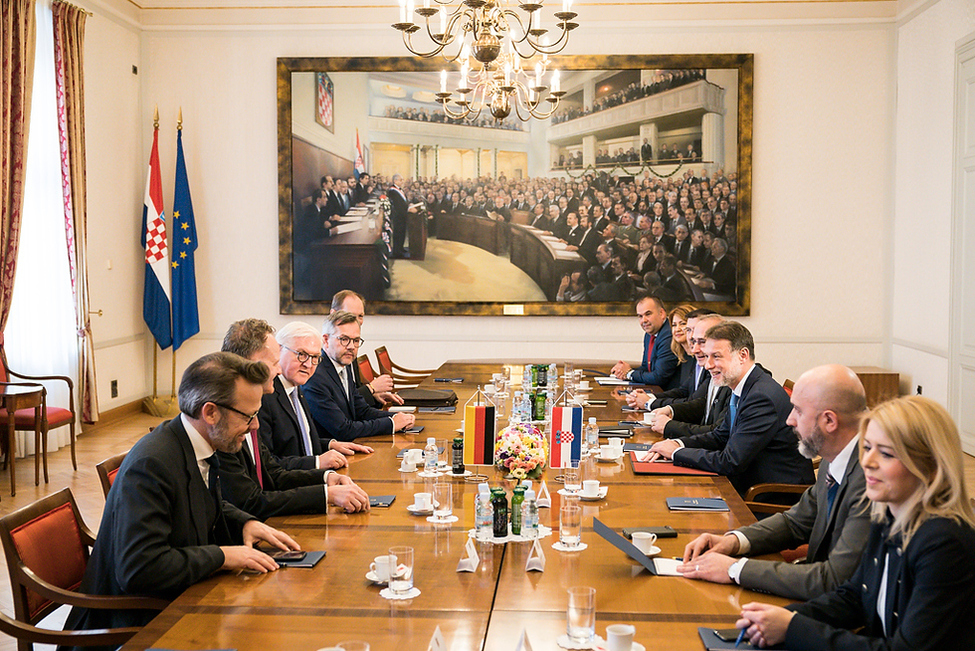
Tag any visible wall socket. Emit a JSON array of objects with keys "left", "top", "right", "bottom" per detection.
[
  {"left": 111, "top": 379, "right": 118, "bottom": 398},
  {"left": 916, "top": 385, "right": 923, "bottom": 395}
]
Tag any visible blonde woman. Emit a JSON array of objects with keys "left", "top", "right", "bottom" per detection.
[{"left": 735, "top": 396, "right": 975, "bottom": 650}]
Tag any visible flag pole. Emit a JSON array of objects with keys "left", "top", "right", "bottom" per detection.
[{"left": 171, "top": 107, "right": 183, "bottom": 402}]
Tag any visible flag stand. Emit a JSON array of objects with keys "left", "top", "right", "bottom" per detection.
[
  {"left": 142, "top": 345, "right": 179, "bottom": 417},
  {"left": 463, "top": 387, "right": 494, "bottom": 483}
]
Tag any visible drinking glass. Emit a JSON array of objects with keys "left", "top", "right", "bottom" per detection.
[
  {"left": 432, "top": 481, "right": 453, "bottom": 521},
  {"left": 560, "top": 504, "right": 582, "bottom": 548},
  {"left": 566, "top": 586, "right": 596, "bottom": 643},
  {"left": 437, "top": 439, "right": 449, "bottom": 468},
  {"left": 562, "top": 460, "right": 581, "bottom": 494},
  {"left": 388, "top": 546, "right": 414, "bottom": 596},
  {"left": 564, "top": 362, "right": 575, "bottom": 389}
]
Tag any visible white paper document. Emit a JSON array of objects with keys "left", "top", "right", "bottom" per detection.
[{"left": 652, "top": 557, "right": 684, "bottom": 576}]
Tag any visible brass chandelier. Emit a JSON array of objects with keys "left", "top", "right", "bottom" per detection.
[{"left": 392, "top": 0, "right": 577, "bottom": 121}]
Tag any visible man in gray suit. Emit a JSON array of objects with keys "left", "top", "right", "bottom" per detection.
[{"left": 677, "top": 364, "right": 871, "bottom": 600}]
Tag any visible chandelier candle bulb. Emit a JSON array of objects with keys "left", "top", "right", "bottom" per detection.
[
  {"left": 440, "top": 8, "right": 446, "bottom": 34},
  {"left": 552, "top": 70, "right": 560, "bottom": 92},
  {"left": 399, "top": 0, "right": 406, "bottom": 23},
  {"left": 407, "top": 0, "right": 414, "bottom": 20},
  {"left": 441, "top": 69, "right": 447, "bottom": 93}
]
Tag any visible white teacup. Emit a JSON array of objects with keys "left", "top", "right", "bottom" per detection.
[
  {"left": 609, "top": 437, "right": 625, "bottom": 450},
  {"left": 578, "top": 380, "right": 591, "bottom": 390},
  {"left": 407, "top": 449, "right": 425, "bottom": 465},
  {"left": 599, "top": 445, "right": 617, "bottom": 460},
  {"left": 606, "top": 624, "right": 636, "bottom": 651},
  {"left": 582, "top": 480, "right": 600, "bottom": 498},
  {"left": 369, "top": 555, "right": 393, "bottom": 581},
  {"left": 631, "top": 531, "right": 658, "bottom": 554},
  {"left": 413, "top": 492, "right": 432, "bottom": 511},
  {"left": 484, "top": 383, "right": 496, "bottom": 394},
  {"left": 399, "top": 458, "right": 416, "bottom": 472}
]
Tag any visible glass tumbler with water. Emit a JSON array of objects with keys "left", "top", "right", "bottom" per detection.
[{"left": 566, "top": 586, "right": 596, "bottom": 643}]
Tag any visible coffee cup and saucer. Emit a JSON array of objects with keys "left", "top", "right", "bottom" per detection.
[
  {"left": 366, "top": 555, "right": 392, "bottom": 584},
  {"left": 406, "top": 492, "right": 433, "bottom": 515},
  {"left": 579, "top": 480, "right": 608, "bottom": 501},
  {"left": 631, "top": 531, "right": 660, "bottom": 556}
]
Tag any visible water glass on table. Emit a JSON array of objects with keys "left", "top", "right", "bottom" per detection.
[
  {"left": 563, "top": 460, "right": 582, "bottom": 494},
  {"left": 388, "top": 546, "right": 414, "bottom": 596},
  {"left": 566, "top": 586, "right": 596, "bottom": 643},
  {"left": 560, "top": 503, "right": 582, "bottom": 547},
  {"left": 432, "top": 481, "right": 453, "bottom": 522}
]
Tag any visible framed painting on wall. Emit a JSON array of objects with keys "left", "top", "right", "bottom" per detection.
[{"left": 279, "top": 55, "right": 753, "bottom": 317}]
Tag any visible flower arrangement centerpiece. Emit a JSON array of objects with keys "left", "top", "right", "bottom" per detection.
[
  {"left": 378, "top": 194, "right": 391, "bottom": 218},
  {"left": 494, "top": 422, "right": 548, "bottom": 480}
]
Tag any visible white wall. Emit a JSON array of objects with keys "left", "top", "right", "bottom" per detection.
[
  {"left": 891, "top": 0, "right": 975, "bottom": 406},
  {"left": 80, "top": 13, "right": 897, "bottom": 407}
]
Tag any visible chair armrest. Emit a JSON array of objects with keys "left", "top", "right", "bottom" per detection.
[
  {"left": 6, "top": 370, "right": 74, "bottom": 390},
  {"left": 744, "top": 483, "right": 809, "bottom": 502},
  {"left": 0, "top": 609, "right": 141, "bottom": 647},
  {"left": 18, "top": 565, "right": 169, "bottom": 611}
]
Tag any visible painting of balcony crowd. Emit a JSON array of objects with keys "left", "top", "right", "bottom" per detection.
[{"left": 285, "top": 61, "right": 746, "bottom": 316}]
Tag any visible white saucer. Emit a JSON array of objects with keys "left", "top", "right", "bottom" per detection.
[
  {"left": 398, "top": 466, "right": 417, "bottom": 473},
  {"left": 579, "top": 486, "right": 609, "bottom": 501},
  {"left": 406, "top": 504, "right": 433, "bottom": 515},
  {"left": 596, "top": 454, "right": 622, "bottom": 463},
  {"left": 637, "top": 545, "right": 661, "bottom": 557},
  {"left": 379, "top": 586, "right": 420, "bottom": 600},
  {"left": 592, "top": 643, "right": 645, "bottom": 651},
  {"left": 365, "top": 571, "right": 387, "bottom": 585},
  {"left": 552, "top": 541, "right": 588, "bottom": 552}
]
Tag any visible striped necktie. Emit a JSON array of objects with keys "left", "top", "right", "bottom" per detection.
[{"left": 290, "top": 388, "right": 314, "bottom": 456}]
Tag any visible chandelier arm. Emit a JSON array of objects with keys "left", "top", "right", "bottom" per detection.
[
  {"left": 524, "top": 24, "right": 570, "bottom": 54},
  {"left": 401, "top": 29, "right": 448, "bottom": 58}
]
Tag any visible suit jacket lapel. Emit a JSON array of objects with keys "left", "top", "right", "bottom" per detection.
[
  {"left": 171, "top": 418, "right": 213, "bottom": 544},
  {"left": 324, "top": 361, "right": 355, "bottom": 419}
]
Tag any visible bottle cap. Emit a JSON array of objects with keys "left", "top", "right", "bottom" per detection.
[
  {"left": 513, "top": 485, "right": 526, "bottom": 495},
  {"left": 525, "top": 489, "right": 536, "bottom": 500},
  {"left": 427, "top": 437, "right": 436, "bottom": 445},
  {"left": 589, "top": 417, "right": 597, "bottom": 423}
]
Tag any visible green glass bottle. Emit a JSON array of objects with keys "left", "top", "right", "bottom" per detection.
[{"left": 510, "top": 486, "right": 526, "bottom": 535}]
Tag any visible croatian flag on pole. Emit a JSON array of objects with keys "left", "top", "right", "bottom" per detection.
[
  {"left": 550, "top": 406, "right": 583, "bottom": 469},
  {"left": 464, "top": 404, "right": 496, "bottom": 466},
  {"left": 354, "top": 129, "right": 365, "bottom": 180},
  {"left": 141, "top": 126, "right": 172, "bottom": 349}
]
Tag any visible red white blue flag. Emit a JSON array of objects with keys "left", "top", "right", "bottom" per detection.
[
  {"left": 141, "top": 126, "right": 172, "bottom": 349},
  {"left": 550, "top": 406, "right": 583, "bottom": 468},
  {"left": 354, "top": 128, "right": 365, "bottom": 180}
]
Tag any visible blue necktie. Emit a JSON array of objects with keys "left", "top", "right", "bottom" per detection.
[
  {"left": 728, "top": 393, "right": 738, "bottom": 426},
  {"left": 826, "top": 473, "right": 838, "bottom": 517},
  {"left": 291, "top": 388, "right": 314, "bottom": 456}
]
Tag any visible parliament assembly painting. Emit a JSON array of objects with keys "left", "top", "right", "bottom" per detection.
[{"left": 278, "top": 55, "right": 753, "bottom": 316}]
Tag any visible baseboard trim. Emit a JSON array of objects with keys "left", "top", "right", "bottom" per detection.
[{"left": 82, "top": 399, "right": 144, "bottom": 434}]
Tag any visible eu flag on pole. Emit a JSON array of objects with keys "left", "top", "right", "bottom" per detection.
[
  {"left": 141, "top": 125, "right": 172, "bottom": 349},
  {"left": 171, "top": 127, "right": 200, "bottom": 351}
]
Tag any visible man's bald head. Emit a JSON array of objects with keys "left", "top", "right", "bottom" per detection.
[{"left": 787, "top": 364, "right": 867, "bottom": 461}]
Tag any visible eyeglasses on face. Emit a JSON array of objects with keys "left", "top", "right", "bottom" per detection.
[
  {"left": 282, "top": 345, "right": 322, "bottom": 365},
  {"left": 212, "top": 402, "right": 259, "bottom": 428},
  {"left": 335, "top": 335, "right": 364, "bottom": 349}
]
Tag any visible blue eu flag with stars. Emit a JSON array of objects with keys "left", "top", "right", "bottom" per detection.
[{"left": 171, "top": 128, "right": 200, "bottom": 351}]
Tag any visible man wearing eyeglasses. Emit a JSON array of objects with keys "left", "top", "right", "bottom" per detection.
[
  {"left": 330, "top": 290, "right": 403, "bottom": 408},
  {"left": 64, "top": 352, "right": 300, "bottom": 636},
  {"left": 304, "top": 311, "right": 416, "bottom": 441}
]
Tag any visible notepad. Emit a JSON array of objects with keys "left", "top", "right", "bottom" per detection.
[
  {"left": 274, "top": 550, "right": 326, "bottom": 568},
  {"left": 665, "top": 497, "right": 729, "bottom": 512},
  {"left": 630, "top": 452, "right": 719, "bottom": 476},
  {"left": 697, "top": 627, "right": 790, "bottom": 650}
]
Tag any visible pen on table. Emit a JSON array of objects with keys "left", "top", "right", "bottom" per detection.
[{"left": 734, "top": 627, "right": 746, "bottom": 648}]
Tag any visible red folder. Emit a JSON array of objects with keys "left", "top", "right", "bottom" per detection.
[{"left": 629, "top": 451, "right": 718, "bottom": 476}]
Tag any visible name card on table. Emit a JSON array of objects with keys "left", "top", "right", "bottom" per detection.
[
  {"left": 464, "top": 404, "right": 496, "bottom": 466},
  {"left": 456, "top": 537, "right": 480, "bottom": 572},
  {"left": 550, "top": 406, "right": 583, "bottom": 469},
  {"left": 428, "top": 625, "right": 446, "bottom": 651},
  {"left": 525, "top": 539, "right": 546, "bottom": 572},
  {"left": 514, "top": 628, "right": 535, "bottom": 651},
  {"left": 536, "top": 480, "right": 552, "bottom": 508}
]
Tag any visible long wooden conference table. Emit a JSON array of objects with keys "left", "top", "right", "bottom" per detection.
[{"left": 122, "top": 362, "right": 791, "bottom": 651}]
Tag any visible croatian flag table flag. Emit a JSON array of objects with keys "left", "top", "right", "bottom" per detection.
[
  {"left": 464, "top": 404, "right": 496, "bottom": 466},
  {"left": 550, "top": 406, "right": 583, "bottom": 469}
]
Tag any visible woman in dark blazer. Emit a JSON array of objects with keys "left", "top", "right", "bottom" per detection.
[{"left": 735, "top": 396, "right": 975, "bottom": 651}]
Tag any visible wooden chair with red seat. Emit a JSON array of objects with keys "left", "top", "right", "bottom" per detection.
[
  {"left": 95, "top": 452, "right": 127, "bottom": 500},
  {"left": 356, "top": 355, "right": 377, "bottom": 385},
  {"left": 0, "top": 334, "right": 78, "bottom": 475},
  {"left": 0, "top": 487, "right": 167, "bottom": 651},
  {"left": 374, "top": 346, "right": 436, "bottom": 390}
]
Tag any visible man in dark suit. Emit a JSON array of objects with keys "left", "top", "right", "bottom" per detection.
[
  {"left": 296, "top": 190, "right": 334, "bottom": 246},
  {"left": 304, "top": 311, "right": 416, "bottom": 441},
  {"left": 388, "top": 174, "right": 415, "bottom": 258},
  {"left": 354, "top": 172, "right": 372, "bottom": 205},
  {"left": 218, "top": 320, "right": 372, "bottom": 519},
  {"left": 611, "top": 295, "right": 680, "bottom": 389},
  {"left": 528, "top": 203, "right": 551, "bottom": 231},
  {"left": 655, "top": 254, "right": 690, "bottom": 301},
  {"left": 696, "top": 237, "right": 736, "bottom": 296},
  {"left": 641, "top": 138, "right": 653, "bottom": 163},
  {"left": 63, "top": 353, "right": 299, "bottom": 636},
  {"left": 673, "top": 224, "right": 692, "bottom": 261},
  {"left": 648, "top": 322, "right": 816, "bottom": 496},
  {"left": 686, "top": 228, "right": 710, "bottom": 268},
  {"left": 678, "top": 365, "right": 871, "bottom": 601},
  {"left": 330, "top": 290, "right": 403, "bottom": 408}
]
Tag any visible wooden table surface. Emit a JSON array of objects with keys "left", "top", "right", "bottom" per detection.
[{"left": 122, "top": 362, "right": 791, "bottom": 651}]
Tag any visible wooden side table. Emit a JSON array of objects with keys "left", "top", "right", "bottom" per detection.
[{"left": 0, "top": 383, "right": 46, "bottom": 497}]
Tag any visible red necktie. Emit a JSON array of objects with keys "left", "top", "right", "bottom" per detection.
[
  {"left": 646, "top": 334, "right": 656, "bottom": 367},
  {"left": 249, "top": 430, "right": 264, "bottom": 489}
]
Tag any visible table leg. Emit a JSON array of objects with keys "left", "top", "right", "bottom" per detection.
[{"left": 7, "top": 417, "right": 15, "bottom": 496}]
